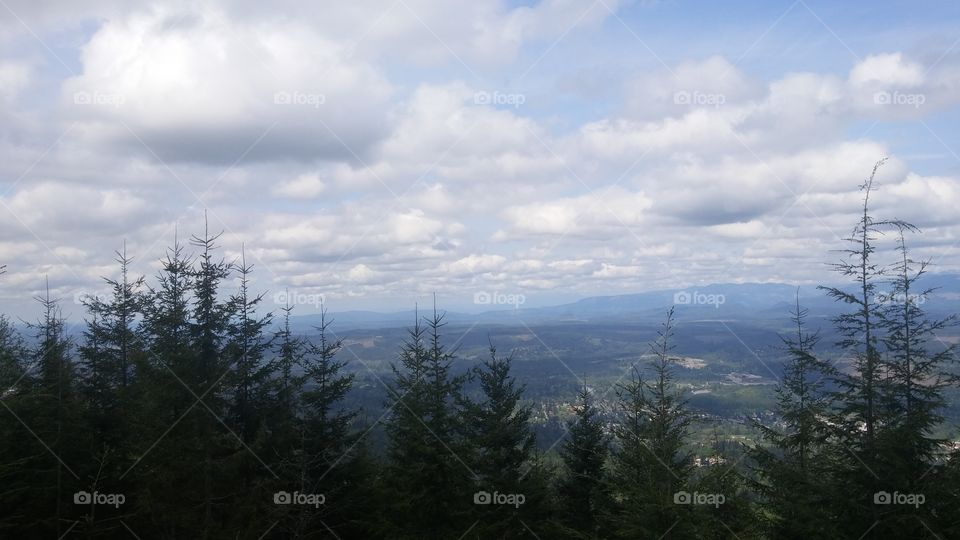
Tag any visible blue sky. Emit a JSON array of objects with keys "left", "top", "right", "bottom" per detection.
[{"left": 1, "top": 0, "right": 959, "bottom": 318}]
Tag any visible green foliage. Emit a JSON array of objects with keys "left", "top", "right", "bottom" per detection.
[
  {"left": 607, "top": 308, "right": 696, "bottom": 539},
  {"left": 379, "top": 305, "right": 473, "bottom": 539},
  {"left": 557, "top": 381, "right": 610, "bottom": 538}
]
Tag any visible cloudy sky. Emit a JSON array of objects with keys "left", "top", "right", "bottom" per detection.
[{"left": 1, "top": 0, "right": 960, "bottom": 318}]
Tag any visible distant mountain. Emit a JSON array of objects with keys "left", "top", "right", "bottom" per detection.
[{"left": 292, "top": 272, "right": 960, "bottom": 332}]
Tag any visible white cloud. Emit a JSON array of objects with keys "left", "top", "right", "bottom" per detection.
[
  {"left": 2, "top": 3, "right": 960, "bottom": 317},
  {"left": 61, "top": 5, "right": 394, "bottom": 163},
  {"left": 273, "top": 173, "right": 326, "bottom": 198}
]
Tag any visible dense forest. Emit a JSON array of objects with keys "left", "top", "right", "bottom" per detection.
[{"left": 1, "top": 161, "right": 959, "bottom": 539}]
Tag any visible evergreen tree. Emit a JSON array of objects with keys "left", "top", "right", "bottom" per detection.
[
  {"left": 557, "top": 380, "right": 609, "bottom": 538},
  {"left": 134, "top": 230, "right": 205, "bottom": 536},
  {"left": 693, "top": 434, "right": 758, "bottom": 539},
  {"left": 188, "top": 219, "right": 237, "bottom": 537},
  {"left": 819, "top": 159, "right": 899, "bottom": 447},
  {"left": 871, "top": 224, "right": 959, "bottom": 537},
  {"left": 749, "top": 292, "right": 837, "bottom": 538},
  {"left": 818, "top": 159, "right": 913, "bottom": 535},
  {"left": 76, "top": 243, "right": 146, "bottom": 535},
  {"left": 0, "top": 282, "right": 85, "bottom": 536},
  {"left": 381, "top": 305, "right": 472, "bottom": 539},
  {"left": 223, "top": 246, "right": 276, "bottom": 536},
  {"left": 607, "top": 307, "right": 695, "bottom": 539},
  {"left": 0, "top": 290, "right": 25, "bottom": 399},
  {"left": 297, "top": 306, "right": 369, "bottom": 538},
  {"left": 461, "top": 341, "right": 551, "bottom": 538}
]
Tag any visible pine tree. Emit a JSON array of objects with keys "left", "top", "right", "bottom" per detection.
[
  {"left": 296, "top": 305, "right": 368, "bottom": 538},
  {"left": 461, "top": 341, "right": 550, "bottom": 538},
  {"left": 557, "top": 380, "right": 609, "bottom": 538},
  {"left": 381, "top": 304, "right": 472, "bottom": 539},
  {"left": 75, "top": 243, "right": 146, "bottom": 535},
  {"left": 264, "top": 296, "right": 310, "bottom": 537},
  {"left": 819, "top": 159, "right": 900, "bottom": 447},
  {"left": 0, "top": 307, "right": 24, "bottom": 396},
  {"left": 818, "top": 159, "right": 913, "bottom": 535},
  {"left": 222, "top": 246, "right": 276, "bottom": 536},
  {"left": 749, "top": 292, "right": 836, "bottom": 538},
  {"left": 607, "top": 307, "right": 695, "bottom": 539},
  {"left": 78, "top": 242, "right": 145, "bottom": 439},
  {"left": 0, "top": 282, "right": 86, "bottom": 536},
  {"left": 134, "top": 229, "right": 210, "bottom": 536},
  {"left": 693, "top": 434, "right": 757, "bottom": 539},
  {"left": 188, "top": 219, "right": 237, "bottom": 537},
  {"left": 871, "top": 224, "right": 959, "bottom": 537}
]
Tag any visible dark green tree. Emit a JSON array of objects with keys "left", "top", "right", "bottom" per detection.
[
  {"left": 607, "top": 307, "right": 695, "bottom": 539},
  {"left": 818, "top": 159, "right": 913, "bottom": 536},
  {"left": 0, "top": 282, "right": 86, "bottom": 537},
  {"left": 870, "top": 224, "right": 959, "bottom": 537},
  {"left": 461, "top": 341, "right": 551, "bottom": 538},
  {"left": 223, "top": 247, "right": 276, "bottom": 536},
  {"left": 380, "top": 305, "right": 472, "bottom": 539},
  {"left": 749, "top": 292, "right": 837, "bottom": 539},
  {"left": 557, "top": 380, "right": 610, "bottom": 539},
  {"left": 297, "top": 306, "right": 369, "bottom": 538},
  {"left": 75, "top": 243, "right": 146, "bottom": 536}
]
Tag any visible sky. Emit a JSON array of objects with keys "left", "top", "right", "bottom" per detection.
[{"left": 1, "top": 0, "right": 960, "bottom": 319}]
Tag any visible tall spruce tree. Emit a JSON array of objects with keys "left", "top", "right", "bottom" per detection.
[
  {"left": 297, "top": 306, "right": 369, "bottom": 538},
  {"left": 557, "top": 380, "right": 609, "bottom": 539},
  {"left": 461, "top": 341, "right": 551, "bottom": 538},
  {"left": 135, "top": 230, "right": 206, "bottom": 536},
  {"left": 223, "top": 247, "right": 276, "bottom": 536},
  {"left": 818, "top": 159, "right": 913, "bottom": 536},
  {"left": 381, "top": 305, "right": 472, "bottom": 539},
  {"left": 188, "top": 219, "right": 237, "bottom": 538},
  {"left": 750, "top": 292, "right": 836, "bottom": 539},
  {"left": 0, "top": 282, "right": 86, "bottom": 536},
  {"left": 871, "top": 224, "right": 959, "bottom": 537},
  {"left": 607, "top": 307, "right": 695, "bottom": 539},
  {"left": 76, "top": 243, "right": 145, "bottom": 535}
]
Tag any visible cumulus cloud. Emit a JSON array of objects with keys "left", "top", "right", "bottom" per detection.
[
  {"left": 1, "top": 1, "right": 960, "bottom": 317},
  {"left": 61, "top": 5, "right": 394, "bottom": 164}
]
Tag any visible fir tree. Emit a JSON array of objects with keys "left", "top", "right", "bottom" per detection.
[
  {"left": 223, "top": 246, "right": 276, "bottom": 535},
  {"left": 134, "top": 230, "right": 205, "bottom": 536},
  {"left": 871, "top": 224, "right": 959, "bottom": 537},
  {"left": 607, "top": 307, "right": 695, "bottom": 539},
  {"left": 557, "top": 380, "right": 610, "bottom": 538},
  {"left": 0, "top": 282, "right": 85, "bottom": 536},
  {"left": 818, "top": 159, "right": 911, "bottom": 535},
  {"left": 298, "top": 306, "right": 368, "bottom": 538},
  {"left": 461, "top": 341, "right": 550, "bottom": 538},
  {"left": 749, "top": 292, "right": 837, "bottom": 539},
  {"left": 381, "top": 305, "right": 472, "bottom": 539}
]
